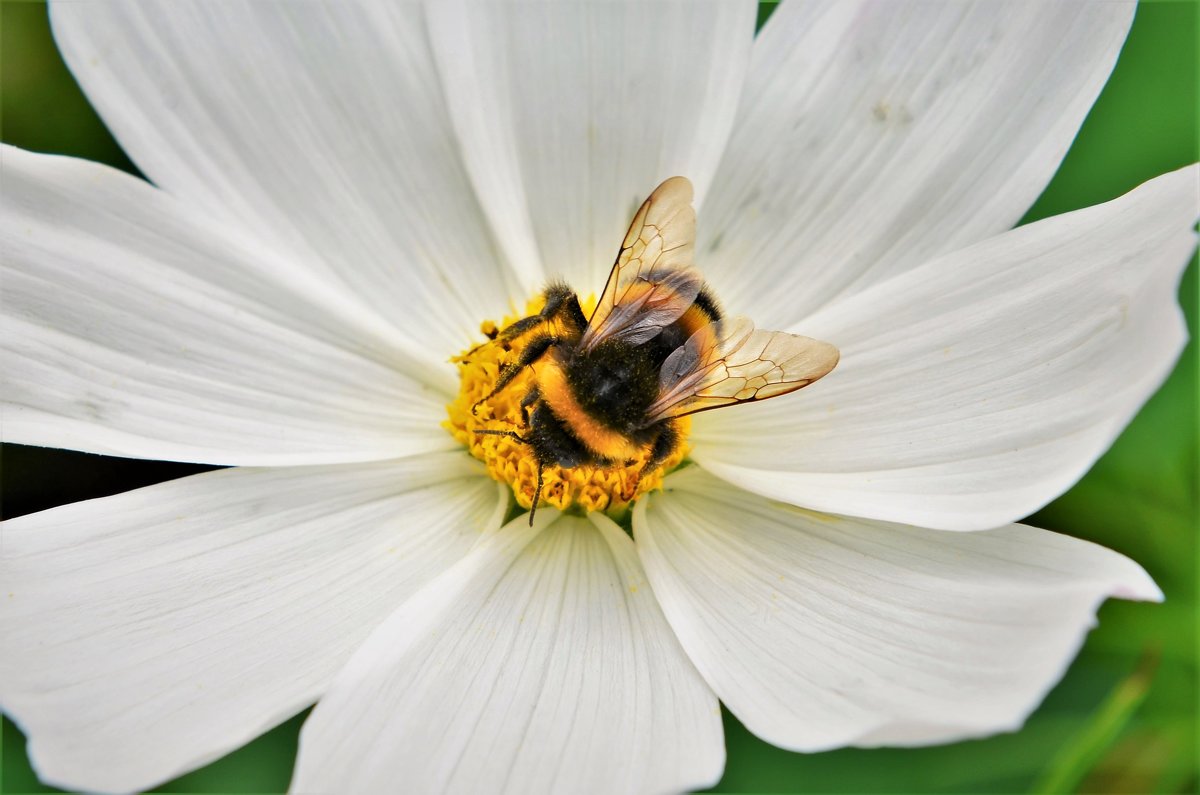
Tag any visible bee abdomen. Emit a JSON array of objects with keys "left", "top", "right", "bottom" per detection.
[{"left": 537, "top": 355, "right": 646, "bottom": 461}]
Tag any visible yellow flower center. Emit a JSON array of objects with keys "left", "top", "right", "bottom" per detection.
[{"left": 445, "top": 294, "right": 690, "bottom": 517}]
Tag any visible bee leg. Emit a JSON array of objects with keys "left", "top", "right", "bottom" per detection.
[
  {"left": 474, "top": 429, "right": 531, "bottom": 445},
  {"left": 493, "top": 314, "right": 544, "bottom": 346},
  {"left": 464, "top": 315, "right": 539, "bottom": 359},
  {"left": 625, "top": 422, "right": 681, "bottom": 501},
  {"left": 528, "top": 460, "right": 546, "bottom": 527},
  {"left": 472, "top": 334, "right": 560, "bottom": 414}
]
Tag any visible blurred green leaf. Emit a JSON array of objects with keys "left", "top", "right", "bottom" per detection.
[{"left": 1032, "top": 650, "right": 1159, "bottom": 795}]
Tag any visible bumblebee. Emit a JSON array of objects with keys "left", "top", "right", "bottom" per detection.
[{"left": 473, "top": 177, "right": 839, "bottom": 523}]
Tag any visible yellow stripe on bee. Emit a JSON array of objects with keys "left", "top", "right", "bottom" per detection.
[
  {"left": 538, "top": 358, "right": 644, "bottom": 461},
  {"left": 676, "top": 303, "right": 710, "bottom": 338}
]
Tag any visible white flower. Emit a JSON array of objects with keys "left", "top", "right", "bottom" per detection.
[{"left": 1, "top": 1, "right": 1196, "bottom": 794}]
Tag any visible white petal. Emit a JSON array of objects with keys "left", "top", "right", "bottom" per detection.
[
  {"left": 701, "top": 0, "right": 1136, "bottom": 326},
  {"left": 0, "top": 452, "right": 506, "bottom": 794},
  {"left": 428, "top": 0, "right": 755, "bottom": 295},
  {"left": 292, "top": 512, "right": 724, "bottom": 795},
  {"left": 1, "top": 146, "right": 451, "bottom": 465},
  {"left": 693, "top": 165, "right": 1199, "bottom": 531},
  {"left": 50, "top": 0, "right": 516, "bottom": 355},
  {"left": 636, "top": 468, "right": 1161, "bottom": 752}
]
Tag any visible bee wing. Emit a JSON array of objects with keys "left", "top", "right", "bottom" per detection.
[
  {"left": 646, "top": 316, "right": 840, "bottom": 423},
  {"left": 580, "top": 176, "right": 701, "bottom": 351}
]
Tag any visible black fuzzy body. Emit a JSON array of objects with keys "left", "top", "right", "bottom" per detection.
[
  {"left": 476, "top": 282, "right": 720, "bottom": 521},
  {"left": 527, "top": 286, "right": 719, "bottom": 470},
  {"left": 561, "top": 336, "right": 675, "bottom": 447}
]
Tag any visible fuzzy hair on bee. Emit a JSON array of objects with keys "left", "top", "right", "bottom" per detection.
[{"left": 473, "top": 177, "right": 840, "bottom": 524}]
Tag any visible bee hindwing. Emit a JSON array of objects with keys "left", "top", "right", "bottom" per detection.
[{"left": 646, "top": 316, "right": 840, "bottom": 423}]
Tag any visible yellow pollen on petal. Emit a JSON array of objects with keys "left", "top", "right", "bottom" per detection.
[{"left": 444, "top": 295, "right": 690, "bottom": 516}]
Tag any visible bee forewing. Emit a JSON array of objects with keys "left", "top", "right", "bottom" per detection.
[
  {"left": 582, "top": 176, "right": 699, "bottom": 350},
  {"left": 619, "top": 176, "right": 695, "bottom": 268},
  {"left": 648, "top": 316, "right": 839, "bottom": 423}
]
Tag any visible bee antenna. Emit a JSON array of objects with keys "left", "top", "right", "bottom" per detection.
[{"left": 528, "top": 461, "right": 545, "bottom": 527}]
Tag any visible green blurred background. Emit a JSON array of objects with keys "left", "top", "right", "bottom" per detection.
[{"left": 1, "top": 1, "right": 1196, "bottom": 792}]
